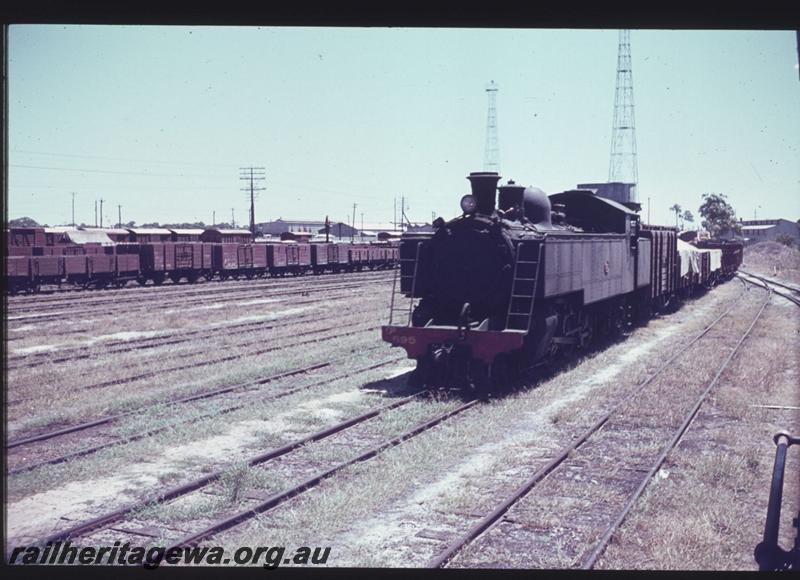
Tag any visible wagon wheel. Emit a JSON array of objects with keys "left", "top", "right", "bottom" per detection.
[
  {"left": 152, "top": 275, "right": 165, "bottom": 286},
  {"left": 136, "top": 277, "right": 148, "bottom": 286},
  {"left": 245, "top": 271, "right": 254, "bottom": 280},
  {"left": 204, "top": 272, "right": 214, "bottom": 281},
  {"left": 114, "top": 280, "right": 126, "bottom": 288}
]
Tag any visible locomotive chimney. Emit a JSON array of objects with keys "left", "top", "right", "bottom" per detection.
[{"left": 466, "top": 172, "right": 501, "bottom": 215}]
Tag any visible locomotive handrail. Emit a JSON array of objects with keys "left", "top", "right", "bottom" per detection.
[
  {"left": 754, "top": 431, "right": 800, "bottom": 571},
  {"left": 407, "top": 241, "right": 423, "bottom": 326}
]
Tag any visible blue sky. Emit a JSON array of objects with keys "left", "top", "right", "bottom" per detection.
[{"left": 8, "top": 25, "right": 799, "bottom": 229}]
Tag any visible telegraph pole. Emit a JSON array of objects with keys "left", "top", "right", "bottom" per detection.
[
  {"left": 360, "top": 212, "right": 364, "bottom": 240},
  {"left": 231, "top": 208, "right": 235, "bottom": 228},
  {"left": 99, "top": 198, "right": 104, "bottom": 227},
  {"left": 393, "top": 197, "right": 397, "bottom": 233},
  {"left": 70, "top": 192, "right": 76, "bottom": 227},
  {"left": 94, "top": 200, "right": 98, "bottom": 227},
  {"left": 240, "top": 166, "right": 266, "bottom": 235},
  {"left": 351, "top": 203, "right": 357, "bottom": 242},
  {"left": 118, "top": 204, "right": 122, "bottom": 228},
  {"left": 212, "top": 210, "right": 216, "bottom": 227},
  {"left": 325, "top": 215, "right": 330, "bottom": 242},
  {"left": 400, "top": 196, "right": 410, "bottom": 231}
]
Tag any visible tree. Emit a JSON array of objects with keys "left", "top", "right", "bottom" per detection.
[
  {"left": 669, "top": 204, "right": 682, "bottom": 228},
  {"left": 699, "top": 193, "right": 741, "bottom": 239},
  {"left": 682, "top": 210, "right": 694, "bottom": 225},
  {"left": 776, "top": 234, "right": 795, "bottom": 248},
  {"left": 8, "top": 217, "right": 40, "bottom": 227}
]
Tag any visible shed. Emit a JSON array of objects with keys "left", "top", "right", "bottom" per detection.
[
  {"left": 126, "top": 228, "right": 173, "bottom": 243},
  {"left": 7, "top": 227, "right": 46, "bottom": 247},
  {"left": 200, "top": 228, "right": 253, "bottom": 244},
  {"left": 168, "top": 228, "right": 205, "bottom": 242},
  {"left": 44, "top": 227, "right": 76, "bottom": 246},
  {"left": 98, "top": 228, "right": 133, "bottom": 243},
  {"left": 65, "top": 229, "right": 116, "bottom": 246}
]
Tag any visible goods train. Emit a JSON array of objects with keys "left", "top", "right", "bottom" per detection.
[
  {"left": 382, "top": 171, "right": 743, "bottom": 389},
  {"left": 4, "top": 227, "right": 398, "bottom": 294}
]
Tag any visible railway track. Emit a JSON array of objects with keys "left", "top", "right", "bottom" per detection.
[
  {"left": 738, "top": 271, "right": 800, "bottom": 306},
  {"left": 7, "top": 322, "right": 382, "bottom": 408},
  {"left": 6, "top": 269, "right": 394, "bottom": 313},
  {"left": 426, "top": 279, "right": 771, "bottom": 569},
  {"left": 6, "top": 276, "right": 391, "bottom": 325},
  {"left": 28, "top": 393, "right": 477, "bottom": 551},
  {"left": 6, "top": 292, "right": 388, "bottom": 371},
  {"left": 7, "top": 353, "right": 407, "bottom": 476}
]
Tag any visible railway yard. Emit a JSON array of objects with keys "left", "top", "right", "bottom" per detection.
[{"left": 4, "top": 247, "right": 798, "bottom": 570}]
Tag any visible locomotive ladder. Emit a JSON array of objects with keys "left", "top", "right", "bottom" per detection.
[
  {"left": 389, "top": 241, "right": 422, "bottom": 326},
  {"left": 505, "top": 241, "right": 544, "bottom": 332}
]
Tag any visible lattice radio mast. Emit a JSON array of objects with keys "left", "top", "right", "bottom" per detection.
[
  {"left": 483, "top": 80, "right": 500, "bottom": 172},
  {"left": 608, "top": 30, "right": 638, "bottom": 193}
]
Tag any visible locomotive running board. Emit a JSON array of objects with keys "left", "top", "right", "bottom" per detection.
[{"left": 382, "top": 325, "right": 525, "bottom": 364}]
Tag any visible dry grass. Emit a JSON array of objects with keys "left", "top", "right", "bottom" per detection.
[
  {"left": 743, "top": 241, "right": 800, "bottom": 284},
  {"left": 597, "top": 298, "right": 800, "bottom": 570}
]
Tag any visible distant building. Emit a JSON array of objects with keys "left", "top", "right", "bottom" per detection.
[
  {"left": 736, "top": 219, "right": 799, "bottom": 244},
  {"left": 258, "top": 219, "right": 358, "bottom": 240}
]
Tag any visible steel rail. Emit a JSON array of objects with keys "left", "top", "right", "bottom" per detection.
[
  {"left": 579, "top": 286, "right": 772, "bottom": 569},
  {"left": 7, "top": 356, "right": 406, "bottom": 476},
  {"left": 7, "top": 323, "right": 379, "bottom": 408},
  {"left": 167, "top": 399, "right": 480, "bottom": 551},
  {"left": 38, "top": 391, "right": 423, "bottom": 546},
  {"left": 7, "top": 295, "right": 385, "bottom": 370},
  {"left": 6, "top": 267, "right": 395, "bottom": 303},
  {"left": 8, "top": 341, "right": 393, "bottom": 450},
  {"left": 738, "top": 272, "right": 800, "bottom": 307},
  {"left": 7, "top": 277, "right": 390, "bottom": 322},
  {"left": 739, "top": 269, "right": 800, "bottom": 294},
  {"left": 427, "top": 281, "right": 751, "bottom": 569}
]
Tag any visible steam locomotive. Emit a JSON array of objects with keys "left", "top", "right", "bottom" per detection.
[{"left": 382, "top": 171, "right": 741, "bottom": 390}]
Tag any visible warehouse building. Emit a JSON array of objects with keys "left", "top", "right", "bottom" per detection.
[{"left": 737, "top": 219, "right": 799, "bottom": 244}]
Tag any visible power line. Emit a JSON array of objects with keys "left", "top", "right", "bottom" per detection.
[
  {"left": 11, "top": 149, "right": 239, "bottom": 169},
  {"left": 10, "top": 164, "right": 229, "bottom": 179}
]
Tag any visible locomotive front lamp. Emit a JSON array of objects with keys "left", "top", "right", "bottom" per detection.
[{"left": 460, "top": 194, "right": 477, "bottom": 214}]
